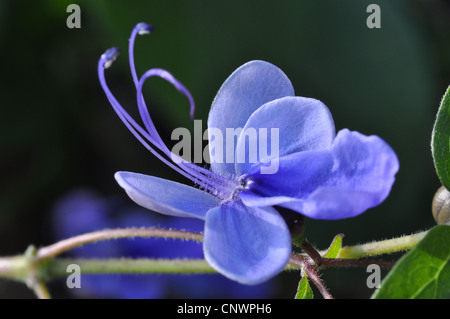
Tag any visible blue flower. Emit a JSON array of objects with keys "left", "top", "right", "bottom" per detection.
[
  {"left": 52, "top": 189, "right": 275, "bottom": 298},
  {"left": 98, "top": 23, "right": 399, "bottom": 285}
]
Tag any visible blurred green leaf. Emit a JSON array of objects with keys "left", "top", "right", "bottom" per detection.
[
  {"left": 295, "top": 275, "right": 314, "bottom": 299},
  {"left": 323, "top": 234, "right": 344, "bottom": 259},
  {"left": 372, "top": 225, "right": 450, "bottom": 299},
  {"left": 432, "top": 86, "right": 450, "bottom": 191}
]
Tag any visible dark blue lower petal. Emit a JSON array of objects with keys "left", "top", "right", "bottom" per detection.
[
  {"left": 203, "top": 201, "right": 291, "bottom": 285},
  {"left": 241, "top": 129, "right": 399, "bottom": 220}
]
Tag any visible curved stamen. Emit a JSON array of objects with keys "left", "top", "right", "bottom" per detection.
[
  {"left": 129, "top": 23, "right": 208, "bottom": 180},
  {"left": 136, "top": 69, "right": 217, "bottom": 182},
  {"left": 98, "top": 49, "right": 215, "bottom": 193},
  {"left": 99, "top": 50, "right": 174, "bottom": 165},
  {"left": 128, "top": 23, "right": 164, "bottom": 149},
  {"left": 100, "top": 49, "right": 161, "bottom": 150},
  {"left": 129, "top": 23, "right": 194, "bottom": 141},
  {"left": 99, "top": 27, "right": 240, "bottom": 201},
  {"left": 128, "top": 23, "right": 227, "bottom": 185}
]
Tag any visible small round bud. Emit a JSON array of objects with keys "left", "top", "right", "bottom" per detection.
[{"left": 432, "top": 186, "right": 450, "bottom": 225}]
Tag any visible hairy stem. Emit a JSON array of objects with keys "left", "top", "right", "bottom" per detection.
[
  {"left": 289, "top": 254, "right": 333, "bottom": 299},
  {"left": 303, "top": 262, "right": 334, "bottom": 299},
  {"left": 335, "top": 230, "right": 428, "bottom": 259},
  {"left": 300, "top": 240, "right": 323, "bottom": 266},
  {"left": 37, "top": 228, "right": 204, "bottom": 260},
  {"left": 320, "top": 258, "right": 396, "bottom": 269}
]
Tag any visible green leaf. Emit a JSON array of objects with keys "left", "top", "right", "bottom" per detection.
[
  {"left": 372, "top": 225, "right": 450, "bottom": 299},
  {"left": 432, "top": 86, "right": 450, "bottom": 190},
  {"left": 295, "top": 275, "right": 314, "bottom": 299},
  {"left": 323, "top": 233, "right": 344, "bottom": 259}
]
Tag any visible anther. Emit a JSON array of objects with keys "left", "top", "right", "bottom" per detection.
[
  {"left": 136, "top": 23, "right": 154, "bottom": 35},
  {"left": 101, "top": 47, "right": 120, "bottom": 69}
]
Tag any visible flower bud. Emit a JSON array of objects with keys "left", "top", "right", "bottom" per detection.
[
  {"left": 277, "top": 207, "right": 305, "bottom": 245},
  {"left": 432, "top": 186, "right": 450, "bottom": 225}
]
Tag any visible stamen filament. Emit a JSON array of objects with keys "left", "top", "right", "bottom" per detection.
[
  {"left": 98, "top": 25, "right": 240, "bottom": 201},
  {"left": 136, "top": 68, "right": 220, "bottom": 184},
  {"left": 129, "top": 24, "right": 216, "bottom": 186},
  {"left": 99, "top": 49, "right": 232, "bottom": 197},
  {"left": 135, "top": 73, "right": 236, "bottom": 198},
  {"left": 98, "top": 51, "right": 206, "bottom": 186},
  {"left": 128, "top": 23, "right": 165, "bottom": 149}
]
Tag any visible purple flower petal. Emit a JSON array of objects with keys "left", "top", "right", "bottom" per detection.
[
  {"left": 115, "top": 171, "right": 220, "bottom": 220},
  {"left": 207, "top": 60, "right": 294, "bottom": 176},
  {"left": 241, "top": 129, "right": 399, "bottom": 220},
  {"left": 203, "top": 201, "right": 291, "bottom": 285},
  {"left": 235, "top": 96, "right": 335, "bottom": 175}
]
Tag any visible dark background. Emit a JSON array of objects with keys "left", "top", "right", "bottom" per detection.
[{"left": 0, "top": 0, "right": 449, "bottom": 298}]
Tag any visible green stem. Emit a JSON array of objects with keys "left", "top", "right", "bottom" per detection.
[
  {"left": 0, "top": 246, "right": 52, "bottom": 299},
  {"left": 46, "top": 258, "right": 217, "bottom": 277},
  {"left": 0, "top": 256, "right": 27, "bottom": 281},
  {"left": 32, "top": 281, "right": 52, "bottom": 299},
  {"left": 0, "top": 227, "right": 431, "bottom": 299},
  {"left": 334, "top": 230, "right": 428, "bottom": 259}
]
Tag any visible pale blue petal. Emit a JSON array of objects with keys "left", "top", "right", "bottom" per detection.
[
  {"left": 207, "top": 60, "right": 294, "bottom": 176},
  {"left": 235, "top": 96, "right": 335, "bottom": 175},
  {"left": 240, "top": 129, "right": 399, "bottom": 220},
  {"left": 115, "top": 171, "right": 220, "bottom": 220},
  {"left": 203, "top": 202, "right": 292, "bottom": 285}
]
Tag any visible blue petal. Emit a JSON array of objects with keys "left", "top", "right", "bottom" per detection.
[
  {"left": 241, "top": 129, "right": 399, "bottom": 220},
  {"left": 207, "top": 60, "right": 294, "bottom": 176},
  {"left": 115, "top": 171, "right": 220, "bottom": 220},
  {"left": 235, "top": 96, "right": 335, "bottom": 175},
  {"left": 203, "top": 201, "right": 292, "bottom": 285},
  {"left": 239, "top": 149, "right": 333, "bottom": 208}
]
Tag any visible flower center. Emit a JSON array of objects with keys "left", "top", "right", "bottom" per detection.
[{"left": 210, "top": 174, "right": 250, "bottom": 204}]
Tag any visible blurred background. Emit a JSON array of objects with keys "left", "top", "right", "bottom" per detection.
[{"left": 0, "top": 0, "right": 449, "bottom": 298}]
